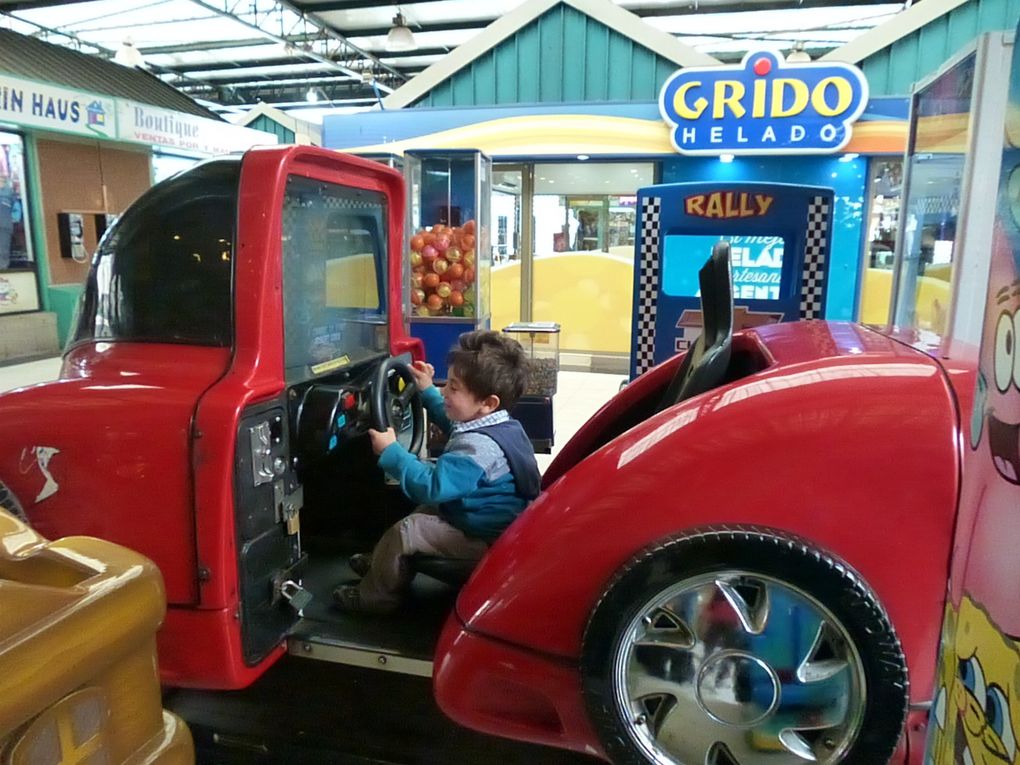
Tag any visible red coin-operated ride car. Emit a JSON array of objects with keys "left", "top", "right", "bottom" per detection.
[{"left": 0, "top": 145, "right": 971, "bottom": 764}]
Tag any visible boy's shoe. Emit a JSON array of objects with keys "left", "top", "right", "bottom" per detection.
[
  {"left": 348, "top": 553, "right": 372, "bottom": 577},
  {"left": 332, "top": 584, "right": 397, "bottom": 615}
]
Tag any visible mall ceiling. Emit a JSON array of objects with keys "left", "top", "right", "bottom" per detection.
[{"left": 0, "top": 0, "right": 907, "bottom": 114}]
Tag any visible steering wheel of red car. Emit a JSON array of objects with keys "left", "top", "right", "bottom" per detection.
[{"left": 371, "top": 357, "right": 425, "bottom": 455}]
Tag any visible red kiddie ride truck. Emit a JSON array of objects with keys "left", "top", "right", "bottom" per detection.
[{"left": 0, "top": 145, "right": 970, "bottom": 764}]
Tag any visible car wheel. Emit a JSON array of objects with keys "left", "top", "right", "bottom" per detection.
[
  {"left": 580, "top": 526, "right": 908, "bottom": 765},
  {"left": 0, "top": 479, "right": 27, "bottom": 522}
]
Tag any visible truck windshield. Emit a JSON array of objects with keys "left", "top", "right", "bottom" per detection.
[
  {"left": 282, "top": 174, "right": 389, "bottom": 382},
  {"left": 72, "top": 158, "right": 239, "bottom": 347}
]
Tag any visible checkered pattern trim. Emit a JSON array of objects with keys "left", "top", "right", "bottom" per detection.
[
  {"left": 799, "top": 196, "right": 830, "bottom": 319},
  {"left": 634, "top": 197, "right": 662, "bottom": 376}
]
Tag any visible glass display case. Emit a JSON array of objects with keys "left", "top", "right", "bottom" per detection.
[{"left": 404, "top": 150, "right": 492, "bottom": 379}]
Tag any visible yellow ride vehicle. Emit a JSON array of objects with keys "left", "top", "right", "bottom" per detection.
[{"left": 0, "top": 506, "right": 192, "bottom": 764}]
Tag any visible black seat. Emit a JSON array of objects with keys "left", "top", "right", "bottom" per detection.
[
  {"left": 409, "top": 554, "right": 478, "bottom": 587},
  {"left": 657, "top": 241, "right": 734, "bottom": 410}
]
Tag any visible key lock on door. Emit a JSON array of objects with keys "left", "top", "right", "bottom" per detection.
[{"left": 247, "top": 412, "right": 313, "bottom": 616}]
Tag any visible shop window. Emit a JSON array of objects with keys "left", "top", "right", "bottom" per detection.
[
  {"left": 0, "top": 132, "right": 32, "bottom": 272},
  {"left": 857, "top": 159, "right": 902, "bottom": 325},
  {"left": 0, "top": 131, "right": 38, "bottom": 314}
]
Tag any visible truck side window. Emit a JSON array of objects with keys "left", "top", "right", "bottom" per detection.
[{"left": 73, "top": 159, "right": 240, "bottom": 347}]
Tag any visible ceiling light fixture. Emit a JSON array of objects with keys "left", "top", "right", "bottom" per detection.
[
  {"left": 719, "top": 153, "right": 735, "bottom": 163},
  {"left": 306, "top": 87, "right": 319, "bottom": 103},
  {"left": 386, "top": 12, "right": 417, "bottom": 52},
  {"left": 113, "top": 37, "right": 145, "bottom": 68},
  {"left": 786, "top": 42, "right": 811, "bottom": 63}
]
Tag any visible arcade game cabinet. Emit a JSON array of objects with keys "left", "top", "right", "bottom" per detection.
[{"left": 630, "top": 181, "right": 834, "bottom": 379}]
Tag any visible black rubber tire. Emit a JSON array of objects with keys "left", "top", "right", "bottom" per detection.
[
  {"left": 0, "top": 479, "right": 27, "bottom": 522},
  {"left": 580, "top": 525, "right": 909, "bottom": 765}
]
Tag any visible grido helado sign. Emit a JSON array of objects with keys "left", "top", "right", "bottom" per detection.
[{"left": 658, "top": 50, "right": 869, "bottom": 155}]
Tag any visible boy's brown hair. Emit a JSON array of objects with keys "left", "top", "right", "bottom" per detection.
[{"left": 447, "top": 330, "right": 530, "bottom": 411}]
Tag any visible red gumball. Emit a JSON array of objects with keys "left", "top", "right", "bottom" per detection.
[
  {"left": 426, "top": 293, "right": 444, "bottom": 312},
  {"left": 447, "top": 262, "right": 464, "bottom": 281},
  {"left": 423, "top": 272, "right": 441, "bottom": 290},
  {"left": 461, "top": 233, "right": 475, "bottom": 250},
  {"left": 435, "top": 235, "right": 451, "bottom": 253},
  {"left": 463, "top": 220, "right": 476, "bottom": 235},
  {"left": 450, "top": 279, "right": 467, "bottom": 293},
  {"left": 449, "top": 289, "right": 465, "bottom": 307},
  {"left": 411, "top": 234, "right": 425, "bottom": 252},
  {"left": 463, "top": 267, "right": 475, "bottom": 285},
  {"left": 422, "top": 245, "right": 438, "bottom": 262}
]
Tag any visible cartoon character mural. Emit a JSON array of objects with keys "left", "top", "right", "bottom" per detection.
[{"left": 926, "top": 17, "right": 1020, "bottom": 764}]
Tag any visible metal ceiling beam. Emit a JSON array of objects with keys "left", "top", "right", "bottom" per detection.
[
  {"left": 0, "top": 0, "right": 95, "bottom": 10},
  {"left": 275, "top": 0, "right": 406, "bottom": 79},
  {"left": 293, "top": 0, "right": 463, "bottom": 9},
  {"left": 186, "top": 0, "right": 402, "bottom": 92},
  {"left": 139, "top": 34, "right": 316, "bottom": 55},
  {"left": 164, "top": 47, "right": 444, "bottom": 73},
  {"left": 2, "top": 11, "right": 232, "bottom": 96},
  {"left": 337, "top": 19, "right": 490, "bottom": 37}
]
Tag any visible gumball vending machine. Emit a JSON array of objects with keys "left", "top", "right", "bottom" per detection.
[{"left": 404, "top": 150, "right": 492, "bottom": 380}]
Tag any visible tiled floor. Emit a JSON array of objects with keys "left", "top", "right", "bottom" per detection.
[{"left": 0, "top": 357, "right": 626, "bottom": 472}]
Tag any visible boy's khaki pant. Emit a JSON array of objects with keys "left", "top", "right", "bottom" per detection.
[{"left": 357, "top": 511, "right": 489, "bottom": 611}]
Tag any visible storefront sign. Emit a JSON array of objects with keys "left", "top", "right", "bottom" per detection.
[
  {"left": 659, "top": 51, "right": 868, "bottom": 155},
  {"left": 0, "top": 74, "right": 115, "bottom": 140},
  {"left": 685, "top": 191, "right": 774, "bottom": 218},
  {"left": 0, "top": 272, "right": 39, "bottom": 314},
  {"left": 116, "top": 102, "right": 274, "bottom": 155}
]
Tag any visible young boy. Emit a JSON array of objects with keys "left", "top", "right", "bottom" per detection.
[{"left": 333, "top": 330, "right": 541, "bottom": 614}]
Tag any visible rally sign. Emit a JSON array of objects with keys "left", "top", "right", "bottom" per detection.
[{"left": 659, "top": 51, "right": 869, "bottom": 155}]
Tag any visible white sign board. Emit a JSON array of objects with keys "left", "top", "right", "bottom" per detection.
[
  {"left": 0, "top": 73, "right": 116, "bottom": 140},
  {"left": 0, "top": 271, "right": 40, "bottom": 314},
  {"left": 117, "top": 101, "right": 277, "bottom": 155}
]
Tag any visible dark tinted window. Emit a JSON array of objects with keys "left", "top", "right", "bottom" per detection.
[{"left": 73, "top": 159, "right": 239, "bottom": 347}]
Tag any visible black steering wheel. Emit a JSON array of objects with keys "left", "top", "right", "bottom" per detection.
[{"left": 372, "top": 357, "right": 426, "bottom": 455}]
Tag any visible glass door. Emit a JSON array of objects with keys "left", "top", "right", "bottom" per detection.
[
  {"left": 490, "top": 165, "right": 528, "bottom": 331},
  {"left": 530, "top": 162, "right": 654, "bottom": 358}
]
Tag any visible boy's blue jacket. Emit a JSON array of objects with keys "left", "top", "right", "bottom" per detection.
[{"left": 377, "top": 386, "right": 541, "bottom": 542}]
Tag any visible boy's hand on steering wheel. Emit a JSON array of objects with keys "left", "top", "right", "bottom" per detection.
[
  {"left": 368, "top": 427, "right": 397, "bottom": 455},
  {"left": 409, "top": 361, "right": 435, "bottom": 390}
]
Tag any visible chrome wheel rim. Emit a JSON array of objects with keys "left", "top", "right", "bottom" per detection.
[{"left": 612, "top": 571, "right": 866, "bottom": 764}]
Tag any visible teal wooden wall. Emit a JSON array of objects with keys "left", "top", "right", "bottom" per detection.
[
  {"left": 863, "top": 0, "right": 1020, "bottom": 95},
  {"left": 248, "top": 114, "right": 295, "bottom": 143},
  {"left": 414, "top": 3, "right": 679, "bottom": 107}
]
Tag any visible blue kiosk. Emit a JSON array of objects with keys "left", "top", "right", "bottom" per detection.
[{"left": 630, "top": 181, "right": 835, "bottom": 379}]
